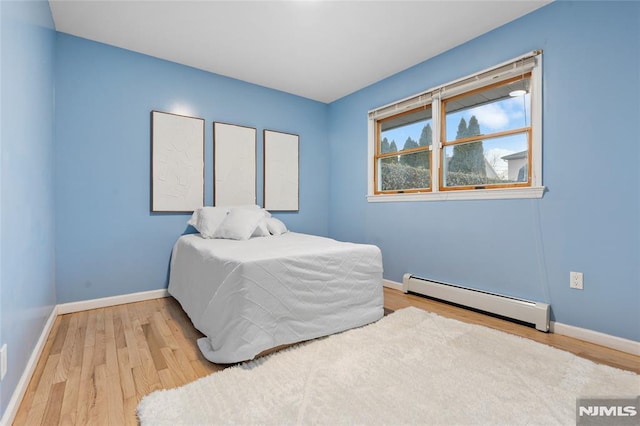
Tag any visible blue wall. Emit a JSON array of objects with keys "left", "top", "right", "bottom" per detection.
[
  {"left": 54, "top": 34, "right": 329, "bottom": 303},
  {"left": 328, "top": 1, "right": 640, "bottom": 341},
  {"left": 0, "top": 0, "right": 57, "bottom": 417}
]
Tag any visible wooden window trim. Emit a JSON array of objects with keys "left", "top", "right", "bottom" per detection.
[
  {"left": 438, "top": 74, "right": 533, "bottom": 192},
  {"left": 373, "top": 105, "right": 433, "bottom": 194}
]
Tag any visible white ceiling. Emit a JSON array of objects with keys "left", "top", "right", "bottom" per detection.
[{"left": 49, "top": 0, "right": 551, "bottom": 103}]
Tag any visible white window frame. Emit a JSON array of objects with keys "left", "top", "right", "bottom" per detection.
[{"left": 367, "top": 51, "right": 544, "bottom": 202}]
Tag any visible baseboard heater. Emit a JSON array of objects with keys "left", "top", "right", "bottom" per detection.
[{"left": 402, "top": 274, "right": 550, "bottom": 332}]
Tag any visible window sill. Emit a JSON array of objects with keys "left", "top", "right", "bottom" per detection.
[{"left": 367, "top": 186, "right": 545, "bottom": 202}]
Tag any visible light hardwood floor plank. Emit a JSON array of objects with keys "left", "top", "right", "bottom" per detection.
[
  {"left": 113, "top": 307, "right": 127, "bottom": 350},
  {"left": 57, "top": 315, "right": 86, "bottom": 425},
  {"left": 74, "top": 344, "right": 95, "bottom": 425},
  {"left": 88, "top": 364, "right": 108, "bottom": 425},
  {"left": 23, "top": 353, "right": 61, "bottom": 425},
  {"left": 156, "top": 369, "right": 176, "bottom": 390},
  {"left": 120, "top": 305, "right": 142, "bottom": 369},
  {"left": 53, "top": 315, "right": 79, "bottom": 384},
  {"left": 134, "top": 327, "right": 163, "bottom": 396},
  {"left": 41, "top": 381, "right": 65, "bottom": 426},
  {"left": 159, "top": 347, "right": 191, "bottom": 385},
  {"left": 92, "top": 310, "right": 106, "bottom": 368},
  {"left": 12, "top": 288, "right": 639, "bottom": 425},
  {"left": 58, "top": 364, "right": 81, "bottom": 426},
  {"left": 104, "top": 309, "right": 119, "bottom": 376},
  {"left": 141, "top": 322, "right": 167, "bottom": 372},
  {"left": 122, "top": 396, "right": 139, "bottom": 426},
  {"left": 83, "top": 310, "right": 97, "bottom": 348},
  {"left": 116, "top": 348, "right": 137, "bottom": 401},
  {"left": 49, "top": 316, "right": 70, "bottom": 356},
  {"left": 106, "top": 365, "right": 126, "bottom": 426}
]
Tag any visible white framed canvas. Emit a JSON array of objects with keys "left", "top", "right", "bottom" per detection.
[
  {"left": 151, "top": 111, "right": 205, "bottom": 212},
  {"left": 213, "top": 122, "right": 257, "bottom": 206},
  {"left": 263, "top": 129, "right": 299, "bottom": 211}
]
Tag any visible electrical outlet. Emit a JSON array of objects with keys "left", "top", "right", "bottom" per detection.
[
  {"left": 570, "top": 271, "right": 583, "bottom": 290},
  {"left": 1, "top": 344, "right": 7, "bottom": 381}
]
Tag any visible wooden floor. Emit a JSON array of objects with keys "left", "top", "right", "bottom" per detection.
[{"left": 13, "top": 287, "right": 639, "bottom": 425}]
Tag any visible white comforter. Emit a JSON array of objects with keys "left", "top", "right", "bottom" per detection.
[{"left": 168, "top": 232, "right": 383, "bottom": 363}]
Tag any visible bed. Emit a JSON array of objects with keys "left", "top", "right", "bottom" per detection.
[{"left": 168, "top": 229, "right": 384, "bottom": 364}]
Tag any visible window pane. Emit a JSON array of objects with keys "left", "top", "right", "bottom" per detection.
[
  {"left": 380, "top": 107, "right": 432, "bottom": 154},
  {"left": 378, "top": 151, "right": 430, "bottom": 191},
  {"left": 443, "top": 133, "right": 528, "bottom": 187},
  {"left": 445, "top": 77, "right": 531, "bottom": 142}
]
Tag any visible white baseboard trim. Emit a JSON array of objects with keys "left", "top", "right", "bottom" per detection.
[
  {"left": 384, "top": 280, "right": 639, "bottom": 356},
  {"left": 550, "top": 321, "right": 640, "bottom": 356},
  {"left": 1, "top": 306, "right": 57, "bottom": 426},
  {"left": 383, "top": 279, "right": 403, "bottom": 291},
  {"left": 57, "top": 289, "right": 169, "bottom": 314}
]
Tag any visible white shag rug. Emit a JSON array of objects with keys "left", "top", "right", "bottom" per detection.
[{"left": 137, "top": 307, "right": 639, "bottom": 425}]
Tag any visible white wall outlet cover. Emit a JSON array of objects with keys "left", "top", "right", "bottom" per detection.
[
  {"left": 570, "top": 271, "right": 584, "bottom": 290},
  {"left": 0, "top": 343, "right": 7, "bottom": 380}
]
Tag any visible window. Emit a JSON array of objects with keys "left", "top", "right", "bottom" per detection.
[
  {"left": 442, "top": 75, "right": 531, "bottom": 190},
  {"left": 375, "top": 106, "right": 433, "bottom": 193},
  {"left": 368, "top": 51, "right": 544, "bottom": 202}
]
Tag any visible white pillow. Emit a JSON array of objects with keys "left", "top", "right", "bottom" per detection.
[
  {"left": 214, "top": 208, "right": 266, "bottom": 241},
  {"left": 266, "top": 217, "right": 288, "bottom": 235},
  {"left": 187, "top": 208, "right": 202, "bottom": 229},
  {"left": 189, "top": 205, "right": 261, "bottom": 230},
  {"left": 251, "top": 209, "right": 273, "bottom": 238},
  {"left": 251, "top": 218, "right": 270, "bottom": 238},
  {"left": 196, "top": 207, "right": 229, "bottom": 239},
  {"left": 187, "top": 206, "right": 229, "bottom": 233}
]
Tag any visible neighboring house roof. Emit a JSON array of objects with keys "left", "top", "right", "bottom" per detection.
[{"left": 501, "top": 150, "right": 527, "bottom": 161}]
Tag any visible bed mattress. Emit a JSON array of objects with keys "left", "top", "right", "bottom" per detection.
[{"left": 168, "top": 232, "right": 383, "bottom": 363}]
